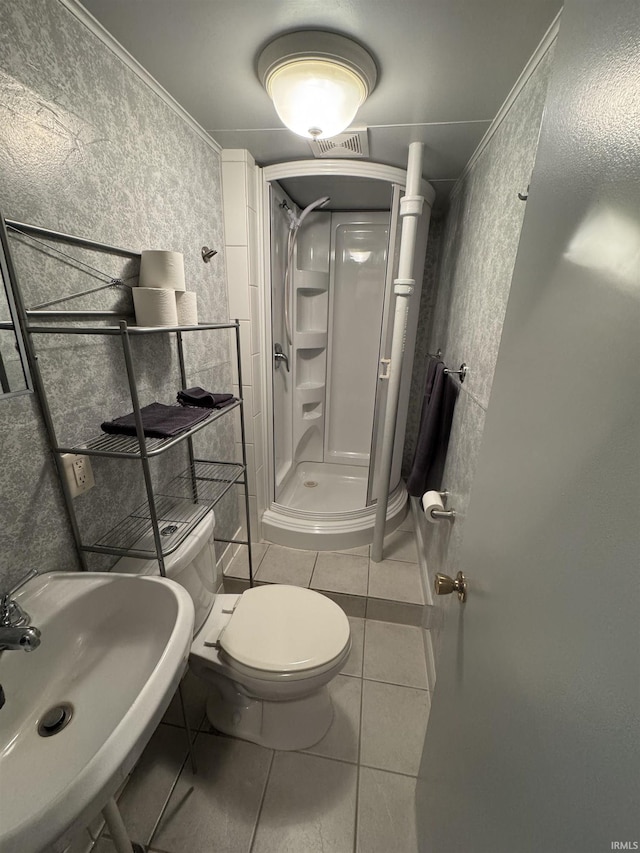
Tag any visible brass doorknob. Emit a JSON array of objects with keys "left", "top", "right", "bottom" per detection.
[{"left": 434, "top": 571, "right": 467, "bottom": 602}]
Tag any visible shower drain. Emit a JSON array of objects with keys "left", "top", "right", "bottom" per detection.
[
  {"left": 303, "top": 480, "right": 319, "bottom": 488},
  {"left": 37, "top": 703, "right": 74, "bottom": 737}
]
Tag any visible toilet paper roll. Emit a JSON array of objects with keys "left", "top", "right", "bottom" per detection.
[
  {"left": 176, "top": 290, "right": 198, "bottom": 326},
  {"left": 139, "top": 250, "right": 186, "bottom": 291},
  {"left": 422, "top": 490, "right": 444, "bottom": 523},
  {"left": 133, "top": 287, "right": 178, "bottom": 326}
]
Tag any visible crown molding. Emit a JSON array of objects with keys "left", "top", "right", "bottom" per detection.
[
  {"left": 58, "top": 0, "right": 221, "bottom": 155},
  {"left": 457, "top": 9, "right": 562, "bottom": 185}
]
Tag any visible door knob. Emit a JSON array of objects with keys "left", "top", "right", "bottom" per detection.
[{"left": 434, "top": 571, "right": 467, "bottom": 602}]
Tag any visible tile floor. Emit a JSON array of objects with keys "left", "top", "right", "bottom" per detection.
[
  {"left": 223, "top": 515, "right": 424, "bottom": 627},
  {"left": 90, "top": 515, "right": 431, "bottom": 853},
  {"left": 93, "top": 615, "right": 430, "bottom": 853}
]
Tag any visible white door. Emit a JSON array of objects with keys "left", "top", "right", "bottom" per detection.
[{"left": 416, "top": 3, "right": 640, "bottom": 851}]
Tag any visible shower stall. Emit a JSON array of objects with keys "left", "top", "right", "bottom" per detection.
[{"left": 261, "top": 161, "right": 434, "bottom": 550}]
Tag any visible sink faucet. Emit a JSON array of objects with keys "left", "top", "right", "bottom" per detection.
[{"left": 0, "top": 569, "right": 41, "bottom": 652}]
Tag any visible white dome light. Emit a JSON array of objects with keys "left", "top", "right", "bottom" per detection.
[{"left": 258, "top": 31, "right": 377, "bottom": 140}]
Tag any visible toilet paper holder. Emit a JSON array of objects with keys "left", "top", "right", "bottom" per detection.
[{"left": 429, "top": 490, "right": 456, "bottom": 521}]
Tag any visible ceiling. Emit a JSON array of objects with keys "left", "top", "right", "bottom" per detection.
[{"left": 82, "top": 0, "right": 562, "bottom": 208}]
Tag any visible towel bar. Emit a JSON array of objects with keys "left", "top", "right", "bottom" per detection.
[{"left": 444, "top": 363, "right": 467, "bottom": 383}]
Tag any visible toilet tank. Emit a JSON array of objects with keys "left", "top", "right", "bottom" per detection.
[{"left": 114, "top": 511, "right": 217, "bottom": 636}]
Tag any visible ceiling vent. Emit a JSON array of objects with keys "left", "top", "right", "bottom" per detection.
[{"left": 308, "top": 128, "right": 369, "bottom": 158}]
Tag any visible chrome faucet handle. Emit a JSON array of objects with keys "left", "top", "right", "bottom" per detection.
[
  {"left": 1, "top": 569, "right": 38, "bottom": 627},
  {"left": 7, "top": 568, "right": 38, "bottom": 597}
]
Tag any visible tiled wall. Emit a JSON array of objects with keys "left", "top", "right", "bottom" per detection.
[
  {"left": 416, "top": 45, "right": 556, "bottom": 659},
  {"left": 220, "top": 150, "right": 267, "bottom": 542},
  {"left": 0, "top": 0, "right": 234, "bottom": 590}
]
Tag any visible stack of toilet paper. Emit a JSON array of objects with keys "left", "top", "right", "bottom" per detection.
[{"left": 133, "top": 250, "right": 199, "bottom": 326}]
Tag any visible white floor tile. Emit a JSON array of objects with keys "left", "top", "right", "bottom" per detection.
[
  {"left": 368, "top": 558, "right": 424, "bottom": 604},
  {"left": 311, "top": 551, "right": 369, "bottom": 596},
  {"left": 151, "top": 733, "right": 271, "bottom": 853},
  {"left": 363, "top": 621, "right": 428, "bottom": 688},
  {"left": 360, "top": 680, "right": 430, "bottom": 776},
  {"left": 112, "top": 724, "right": 189, "bottom": 847},
  {"left": 256, "top": 544, "right": 317, "bottom": 585},
  {"left": 303, "top": 674, "right": 362, "bottom": 763},
  {"left": 224, "top": 542, "right": 268, "bottom": 579},
  {"left": 332, "top": 544, "right": 370, "bottom": 557},
  {"left": 356, "top": 767, "right": 419, "bottom": 853},
  {"left": 252, "top": 752, "right": 357, "bottom": 853}
]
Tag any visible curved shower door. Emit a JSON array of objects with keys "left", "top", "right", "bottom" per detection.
[
  {"left": 367, "top": 184, "right": 403, "bottom": 505},
  {"left": 270, "top": 184, "right": 294, "bottom": 496},
  {"left": 324, "top": 211, "right": 391, "bottom": 471}
]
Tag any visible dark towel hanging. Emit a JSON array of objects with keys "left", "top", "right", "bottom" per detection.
[
  {"left": 177, "top": 387, "right": 236, "bottom": 409},
  {"left": 101, "top": 402, "right": 211, "bottom": 438},
  {"left": 406, "top": 360, "right": 459, "bottom": 496}
]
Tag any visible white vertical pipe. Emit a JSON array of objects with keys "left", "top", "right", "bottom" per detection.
[{"left": 371, "top": 142, "right": 424, "bottom": 562}]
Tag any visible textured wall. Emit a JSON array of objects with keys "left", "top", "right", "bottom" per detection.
[
  {"left": 0, "top": 0, "right": 234, "bottom": 589},
  {"left": 415, "top": 44, "right": 556, "bottom": 656}
]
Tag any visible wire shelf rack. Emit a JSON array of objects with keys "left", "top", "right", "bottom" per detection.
[
  {"left": 57, "top": 402, "right": 241, "bottom": 458},
  {"left": 86, "top": 461, "right": 245, "bottom": 558}
]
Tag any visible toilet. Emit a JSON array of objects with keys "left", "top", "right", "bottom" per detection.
[{"left": 115, "top": 512, "right": 351, "bottom": 750}]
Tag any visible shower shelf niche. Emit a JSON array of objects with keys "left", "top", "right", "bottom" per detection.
[
  {"left": 290, "top": 230, "right": 330, "bottom": 466},
  {"left": 297, "top": 381, "right": 325, "bottom": 393},
  {"left": 302, "top": 401, "right": 323, "bottom": 420},
  {"left": 296, "top": 287, "right": 328, "bottom": 334},
  {"left": 296, "top": 348, "right": 326, "bottom": 389}
]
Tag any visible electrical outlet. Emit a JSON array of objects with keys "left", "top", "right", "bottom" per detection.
[{"left": 61, "top": 453, "right": 95, "bottom": 498}]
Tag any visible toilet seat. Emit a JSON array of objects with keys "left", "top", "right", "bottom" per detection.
[
  {"left": 219, "top": 585, "right": 350, "bottom": 673},
  {"left": 192, "top": 585, "right": 351, "bottom": 683}
]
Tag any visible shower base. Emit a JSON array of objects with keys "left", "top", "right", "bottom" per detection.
[
  {"left": 277, "top": 462, "right": 367, "bottom": 513},
  {"left": 262, "top": 463, "right": 408, "bottom": 551}
]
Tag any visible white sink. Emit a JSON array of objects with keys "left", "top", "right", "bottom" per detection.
[{"left": 0, "top": 572, "right": 194, "bottom": 853}]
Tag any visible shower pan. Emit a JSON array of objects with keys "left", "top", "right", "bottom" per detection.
[{"left": 261, "top": 161, "right": 434, "bottom": 550}]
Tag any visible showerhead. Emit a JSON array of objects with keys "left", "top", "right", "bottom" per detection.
[{"left": 295, "top": 196, "right": 330, "bottom": 227}]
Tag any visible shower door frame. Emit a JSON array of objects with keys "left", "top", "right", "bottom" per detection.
[{"left": 259, "top": 160, "right": 435, "bottom": 543}]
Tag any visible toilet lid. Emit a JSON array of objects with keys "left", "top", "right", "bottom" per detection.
[{"left": 219, "top": 585, "right": 350, "bottom": 673}]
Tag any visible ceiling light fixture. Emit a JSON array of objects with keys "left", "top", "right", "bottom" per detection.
[{"left": 258, "top": 31, "right": 377, "bottom": 140}]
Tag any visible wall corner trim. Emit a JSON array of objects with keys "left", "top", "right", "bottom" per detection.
[
  {"left": 456, "top": 9, "right": 562, "bottom": 186},
  {"left": 58, "top": 0, "right": 222, "bottom": 155}
]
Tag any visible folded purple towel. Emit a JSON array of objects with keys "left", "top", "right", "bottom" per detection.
[
  {"left": 101, "top": 402, "right": 211, "bottom": 438},
  {"left": 177, "top": 387, "right": 236, "bottom": 409}
]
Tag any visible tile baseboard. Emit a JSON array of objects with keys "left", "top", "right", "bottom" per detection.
[{"left": 221, "top": 578, "right": 425, "bottom": 626}]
